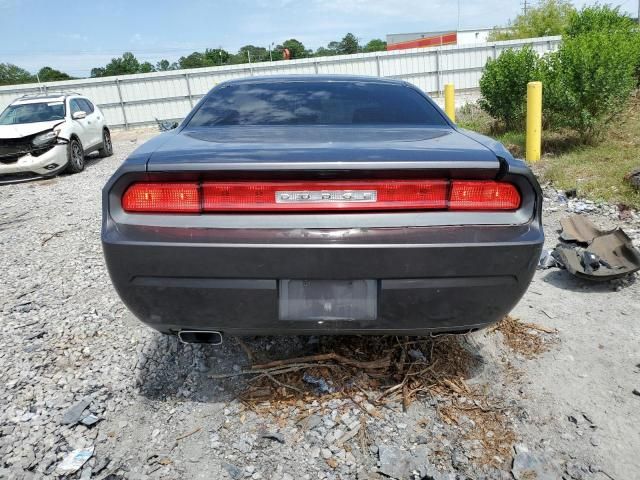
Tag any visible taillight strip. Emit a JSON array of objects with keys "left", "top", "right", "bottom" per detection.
[{"left": 121, "top": 180, "right": 521, "bottom": 213}]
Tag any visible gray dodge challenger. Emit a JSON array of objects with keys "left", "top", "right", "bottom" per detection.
[{"left": 102, "top": 75, "right": 543, "bottom": 343}]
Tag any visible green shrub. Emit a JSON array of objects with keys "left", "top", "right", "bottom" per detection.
[
  {"left": 478, "top": 46, "right": 539, "bottom": 130},
  {"left": 565, "top": 4, "right": 638, "bottom": 38},
  {"left": 540, "top": 31, "right": 637, "bottom": 141}
]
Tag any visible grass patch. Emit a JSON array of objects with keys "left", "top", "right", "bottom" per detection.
[
  {"left": 457, "top": 100, "right": 640, "bottom": 209},
  {"left": 543, "top": 99, "right": 640, "bottom": 209}
]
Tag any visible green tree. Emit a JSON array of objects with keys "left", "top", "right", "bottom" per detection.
[
  {"left": 138, "top": 62, "right": 156, "bottom": 74},
  {"left": 0, "top": 63, "right": 34, "bottom": 85},
  {"left": 178, "top": 52, "right": 208, "bottom": 69},
  {"left": 314, "top": 46, "right": 336, "bottom": 57},
  {"left": 338, "top": 33, "right": 360, "bottom": 54},
  {"left": 233, "top": 45, "right": 269, "bottom": 63},
  {"left": 204, "top": 48, "right": 231, "bottom": 66},
  {"left": 156, "top": 59, "right": 178, "bottom": 71},
  {"left": 278, "top": 39, "right": 310, "bottom": 59},
  {"left": 91, "top": 52, "right": 142, "bottom": 77},
  {"left": 488, "top": 0, "right": 575, "bottom": 41},
  {"left": 363, "top": 39, "right": 387, "bottom": 52},
  {"left": 478, "top": 46, "right": 540, "bottom": 130},
  {"left": 37, "top": 66, "right": 73, "bottom": 82}
]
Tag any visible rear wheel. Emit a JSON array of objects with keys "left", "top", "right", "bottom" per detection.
[
  {"left": 98, "top": 128, "right": 113, "bottom": 157},
  {"left": 66, "top": 138, "right": 85, "bottom": 174}
]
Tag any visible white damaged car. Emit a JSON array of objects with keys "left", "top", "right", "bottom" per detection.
[{"left": 0, "top": 92, "right": 112, "bottom": 182}]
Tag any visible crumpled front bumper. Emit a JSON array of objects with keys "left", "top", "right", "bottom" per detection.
[{"left": 0, "top": 144, "right": 68, "bottom": 176}]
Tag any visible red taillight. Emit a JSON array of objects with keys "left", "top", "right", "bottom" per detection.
[
  {"left": 449, "top": 181, "right": 521, "bottom": 210},
  {"left": 121, "top": 180, "right": 521, "bottom": 213},
  {"left": 122, "top": 182, "right": 201, "bottom": 213},
  {"left": 202, "top": 180, "right": 448, "bottom": 212}
]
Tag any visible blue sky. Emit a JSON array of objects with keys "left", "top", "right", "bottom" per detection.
[{"left": 0, "top": 0, "right": 636, "bottom": 77}]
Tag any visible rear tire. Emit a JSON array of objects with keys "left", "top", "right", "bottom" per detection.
[
  {"left": 98, "top": 128, "right": 113, "bottom": 157},
  {"left": 66, "top": 138, "right": 85, "bottom": 174}
]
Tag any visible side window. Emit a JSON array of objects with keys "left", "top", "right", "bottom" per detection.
[
  {"left": 80, "top": 99, "right": 95, "bottom": 114},
  {"left": 70, "top": 99, "right": 83, "bottom": 115}
]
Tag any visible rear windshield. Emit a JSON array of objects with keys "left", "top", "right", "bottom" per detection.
[
  {"left": 187, "top": 81, "right": 448, "bottom": 127},
  {"left": 0, "top": 101, "right": 66, "bottom": 125}
]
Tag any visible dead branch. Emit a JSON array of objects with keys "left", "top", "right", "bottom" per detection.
[
  {"left": 175, "top": 427, "right": 201, "bottom": 442},
  {"left": 252, "top": 353, "right": 391, "bottom": 371}
]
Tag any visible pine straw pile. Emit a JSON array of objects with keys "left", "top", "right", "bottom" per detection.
[
  {"left": 220, "top": 335, "right": 480, "bottom": 408},
  {"left": 211, "top": 334, "right": 519, "bottom": 468},
  {"left": 491, "top": 315, "right": 558, "bottom": 358}
]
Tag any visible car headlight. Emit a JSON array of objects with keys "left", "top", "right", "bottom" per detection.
[{"left": 32, "top": 131, "right": 58, "bottom": 148}]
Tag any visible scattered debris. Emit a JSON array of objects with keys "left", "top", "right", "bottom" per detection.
[
  {"left": 554, "top": 215, "right": 640, "bottom": 281},
  {"left": 560, "top": 215, "right": 608, "bottom": 243},
  {"left": 260, "top": 432, "right": 285, "bottom": 443},
  {"left": 302, "top": 372, "right": 335, "bottom": 394},
  {"left": 511, "top": 445, "right": 562, "bottom": 480},
  {"left": 491, "top": 316, "right": 557, "bottom": 358},
  {"left": 56, "top": 447, "right": 94, "bottom": 475},
  {"left": 408, "top": 349, "right": 427, "bottom": 362},
  {"left": 61, "top": 395, "right": 93, "bottom": 425},
  {"left": 80, "top": 414, "right": 101, "bottom": 427},
  {"left": 538, "top": 249, "right": 562, "bottom": 269},
  {"left": 239, "top": 335, "right": 481, "bottom": 409}
]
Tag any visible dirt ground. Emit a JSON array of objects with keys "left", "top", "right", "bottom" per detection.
[{"left": 0, "top": 128, "right": 639, "bottom": 480}]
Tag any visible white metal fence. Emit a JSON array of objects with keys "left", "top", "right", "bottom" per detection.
[{"left": 0, "top": 36, "right": 560, "bottom": 129}]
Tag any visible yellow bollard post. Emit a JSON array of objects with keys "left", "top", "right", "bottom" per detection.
[
  {"left": 444, "top": 83, "right": 455, "bottom": 122},
  {"left": 526, "top": 81, "right": 542, "bottom": 163}
]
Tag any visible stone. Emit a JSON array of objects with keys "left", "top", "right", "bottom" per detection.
[
  {"left": 223, "top": 462, "right": 243, "bottom": 479},
  {"left": 512, "top": 446, "right": 562, "bottom": 480},
  {"left": 377, "top": 445, "right": 427, "bottom": 480},
  {"left": 61, "top": 396, "right": 92, "bottom": 425}
]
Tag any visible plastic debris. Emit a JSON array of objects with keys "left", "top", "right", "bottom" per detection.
[
  {"left": 553, "top": 215, "right": 640, "bottom": 281},
  {"left": 56, "top": 447, "right": 94, "bottom": 475},
  {"left": 538, "top": 249, "right": 562, "bottom": 269},
  {"left": 408, "top": 349, "right": 427, "bottom": 362},
  {"left": 80, "top": 414, "right": 101, "bottom": 427},
  {"left": 260, "top": 432, "right": 285, "bottom": 443},
  {"left": 302, "top": 372, "right": 335, "bottom": 393}
]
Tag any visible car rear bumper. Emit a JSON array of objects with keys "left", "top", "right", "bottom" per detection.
[{"left": 102, "top": 223, "right": 543, "bottom": 335}]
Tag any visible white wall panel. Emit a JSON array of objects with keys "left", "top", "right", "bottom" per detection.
[{"left": 0, "top": 36, "right": 561, "bottom": 128}]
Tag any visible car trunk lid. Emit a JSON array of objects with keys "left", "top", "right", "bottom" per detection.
[{"left": 145, "top": 125, "right": 500, "bottom": 173}]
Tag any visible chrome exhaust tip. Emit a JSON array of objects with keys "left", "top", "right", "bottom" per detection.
[{"left": 178, "top": 330, "right": 223, "bottom": 345}]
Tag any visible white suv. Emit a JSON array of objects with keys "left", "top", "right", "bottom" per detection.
[{"left": 0, "top": 92, "right": 112, "bottom": 181}]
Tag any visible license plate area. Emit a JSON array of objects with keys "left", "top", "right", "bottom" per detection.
[{"left": 279, "top": 280, "right": 377, "bottom": 321}]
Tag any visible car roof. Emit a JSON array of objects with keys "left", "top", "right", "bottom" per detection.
[
  {"left": 11, "top": 92, "right": 84, "bottom": 105},
  {"left": 217, "top": 74, "right": 411, "bottom": 87}
]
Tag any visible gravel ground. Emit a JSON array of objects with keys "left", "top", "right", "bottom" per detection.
[{"left": 1, "top": 129, "right": 639, "bottom": 480}]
